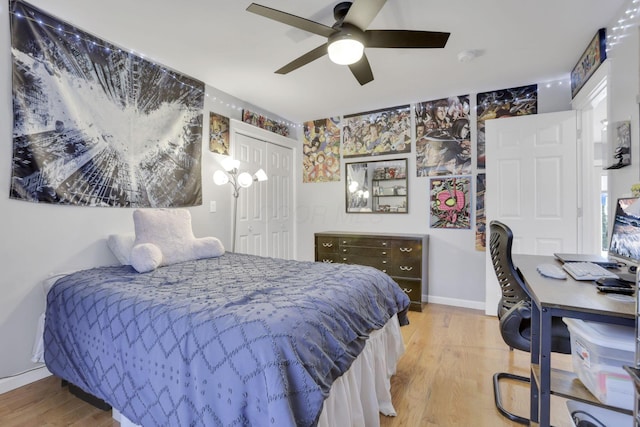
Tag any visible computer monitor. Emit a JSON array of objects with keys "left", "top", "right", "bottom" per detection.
[{"left": 608, "top": 197, "right": 640, "bottom": 267}]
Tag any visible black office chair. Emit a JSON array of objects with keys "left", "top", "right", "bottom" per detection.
[{"left": 489, "top": 220, "right": 572, "bottom": 424}]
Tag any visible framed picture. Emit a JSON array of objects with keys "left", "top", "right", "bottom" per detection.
[
  {"left": 429, "top": 176, "right": 471, "bottom": 229},
  {"left": 606, "top": 120, "right": 631, "bottom": 169},
  {"left": 476, "top": 84, "right": 538, "bottom": 169},
  {"left": 241, "top": 109, "right": 289, "bottom": 137},
  {"left": 342, "top": 105, "right": 411, "bottom": 158},
  {"left": 415, "top": 95, "right": 471, "bottom": 176},
  {"left": 571, "top": 28, "right": 607, "bottom": 99},
  {"left": 302, "top": 118, "right": 341, "bottom": 183},
  {"left": 209, "top": 112, "right": 229, "bottom": 155},
  {"left": 345, "top": 158, "right": 408, "bottom": 213},
  {"left": 475, "top": 173, "right": 486, "bottom": 250}
]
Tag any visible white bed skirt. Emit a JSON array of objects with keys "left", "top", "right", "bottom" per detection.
[{"left": 113, "top": 314, "right": 405, "bottom": 427}]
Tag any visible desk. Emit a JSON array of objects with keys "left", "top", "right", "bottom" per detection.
[{"left": 514, "top": 254, "right": 635, "bottom": 426}]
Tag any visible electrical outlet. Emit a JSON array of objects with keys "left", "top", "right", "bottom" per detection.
[{"left": 209, "top": 201, "right": 216, "bottom": 212}]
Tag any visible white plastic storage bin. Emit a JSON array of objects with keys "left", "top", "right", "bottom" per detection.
[
  {"left": 563, "top": 318, "right": 635, "bottom": 410},
  {"left": 566, "top": 400, "right": 632, "bottom": 426}
]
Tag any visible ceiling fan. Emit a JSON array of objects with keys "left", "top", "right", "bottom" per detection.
[{"left": 246, "top": 0, "right": 450, "bottom": 85}]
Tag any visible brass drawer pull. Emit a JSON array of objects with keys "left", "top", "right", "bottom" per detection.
[
  {"left": 402, "top": 288, "right": 411, "bottom": 293},
  {"left": 322, "top": 259, "right": 334, "bottom": 263},
  {"left": 400, "top": 266, "right": 413, "bottom": 271},
  {"left": 400, "top": 247, "right": 413, "bottom": 252},
  {"left": 322, "top": 242, "right": 333, "bottom": 248}
]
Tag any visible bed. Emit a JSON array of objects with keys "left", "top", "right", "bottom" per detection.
[{"left": 43, "top": 247, "right": 410, "bottom": 426}]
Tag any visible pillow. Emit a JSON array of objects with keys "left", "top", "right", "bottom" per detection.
[
  {"left": 131, "top": 209, "right": 225, "bottom": 272},
  {"left": 131, "top": 243, "right": 163, "bottom": 273},
  {"left": 107, "top": 233, "right": 136, "bottom": 265}
]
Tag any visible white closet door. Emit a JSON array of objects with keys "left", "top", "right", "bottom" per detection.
[
  {"left": 232, "top": 125, "right": 294, "bottom": 258},
  {"left": 235, "top": 133, "right": 268, "bottom": 256},
  {"left": 267, "top": 142, "right": 293, "bottom": 260}
]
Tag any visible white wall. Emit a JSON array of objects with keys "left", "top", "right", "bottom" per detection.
[{"left": 607, "top": 24, "right": 640, "bottom": 200}]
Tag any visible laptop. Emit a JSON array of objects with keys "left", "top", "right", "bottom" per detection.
[{"left": 553, "top": 253, "right": 620, "bottom": 268}]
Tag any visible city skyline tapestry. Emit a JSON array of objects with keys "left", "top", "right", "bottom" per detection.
[{"left": 9, "top": 0, "right": 205, "bottom": 207}]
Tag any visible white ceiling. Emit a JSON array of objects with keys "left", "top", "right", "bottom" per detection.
[{"left": 25, "top": 0, "right": 628, "bottom": 123}]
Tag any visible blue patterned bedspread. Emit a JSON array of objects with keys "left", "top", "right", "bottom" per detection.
[{"left": 44, "top": 253, "right": 409, "bottom": 426}]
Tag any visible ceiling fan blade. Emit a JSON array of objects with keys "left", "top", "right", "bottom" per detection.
[
  {"left": 247, "top": 3, "right": 336, "bottom": 38},
  {"left": 365, "top": 30, "right": 450, "bottom": 48},
  {"left": 348, "top": 53, "right": 374, "bottom": 85},
  {"left": 344, "top": 0, "right": 388, "bottom": 30},
  {"left": 275, "top": 44, "right": 328, "bottom": 74}
]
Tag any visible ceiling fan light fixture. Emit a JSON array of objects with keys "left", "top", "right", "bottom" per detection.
[{"left": 327, "top": 26, "right": 365, "bottom": 65}]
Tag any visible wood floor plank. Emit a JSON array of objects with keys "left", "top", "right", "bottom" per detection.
[{"left": 0, "top": 304, "right": 573, "bottom": 426}]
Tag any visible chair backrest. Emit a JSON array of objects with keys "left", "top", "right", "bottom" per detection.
[{"left": 489, "top": 220, "right": 531, "bottom": 318}]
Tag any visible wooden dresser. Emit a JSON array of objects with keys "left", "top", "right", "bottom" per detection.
[{"left": 314, "top": 231, "right": 428, "bottom": 311}]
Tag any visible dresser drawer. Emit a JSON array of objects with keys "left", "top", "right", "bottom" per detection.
[
  {"left": 316, "top": 236, "right": 339, "bottom": 254},
  {"left": 387, "top": 257, "right": 421, "bottom": 278},
  {"left": 339, "top": 254, "right": 387, "bottom": 271},
  {"left": 339, "top": 246, "right": 390, "bottom": 257},
  {"left": 339, "top": 237, "right": 392, "bottom": 248},
  {"left": 390, "top": 239, "right": 422, "bottom": 254},
  {"left": 316, "top": 253, "right": 342, "bottom": 264},
  {"left": 393, "top": 278, "right": 422, "bottom": 311}
]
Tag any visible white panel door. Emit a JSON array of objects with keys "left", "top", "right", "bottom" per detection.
[
  {"left": 232, "top": 130, "right": 294, "bottom": 258},
  {"left": 235, "top": 133, "right": 268, "bottom": 256},
  {"left": 267, "top": 142, "right": 293, "bottom": 260},
  {"left": 484, "top": 110, "right": 578, "bottom": 315}
]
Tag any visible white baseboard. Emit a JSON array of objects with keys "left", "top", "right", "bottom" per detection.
[
  {"left": 0, "top": 365, "right": 52, "bottom": 395},
  {"left": 425, "top": 295, "right": 485, "bottom": 311}
]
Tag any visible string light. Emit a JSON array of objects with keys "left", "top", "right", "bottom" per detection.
[
  {"left": 9, "top": 2, "right": 300, "bottom": 131},
  {"left": 606, "top": 0, "right": 640, "bottom": 52}
]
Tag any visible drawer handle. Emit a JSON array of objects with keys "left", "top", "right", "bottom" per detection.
[
  {"left": 382, "top": 269, "right": 387, "bottom": 273},
  {"left": 400, "top": 247, "right": 413, "bottom": 252},
  {"left": 382, "top": 242, "right": 387, "bottom": 246},
  {"left": 402, "top": 288, "right": 411, "bottom": 294},
  {"left": 322, "top": 243, "right": 333, "bottom": 248},
  {"left": 400, "top": 266, "right": 413, "bottom": 271},
  {"left": 342, "top": 258, "right": 348, "bottom": 261},
  {"left": 382, "top": 251, "right": 387, "bottom": 255},
  {"left": 382, "top": 260, "right": 387, "bottom": 264},
  {"left": 342, "top": 249, "right": 347, "bottom": 253},
  {"left": 322, "top": 259, "right": 334, "bottom": 263}
]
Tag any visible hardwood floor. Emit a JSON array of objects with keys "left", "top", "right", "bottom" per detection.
[{"left": 0, "top": 304, "right": 573, "bottom": 426}]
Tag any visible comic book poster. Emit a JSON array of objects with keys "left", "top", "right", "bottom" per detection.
[
  {"left": 430, "top": 176, "right": 471, "bottom": 229},
  {"left": 209, "top": 112, "right": 229, "bottom": 155},
  {"left": 342, "top": 105, "right": 411, "bottom": 157},
  {"left": 475, "top": 173, "right": 486, "bottom": 250},
  {"left": 476, "top": 84, "right": 537, "bottom": 169},
  {"left": 415, "top": 95, "right": 471, "bottom": 176},
  {"left": 242, "top": 109, "right": 290, "bottom": 137},
  {"left": 302, "top": 117, "right": 341, "bottom": 183}
]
